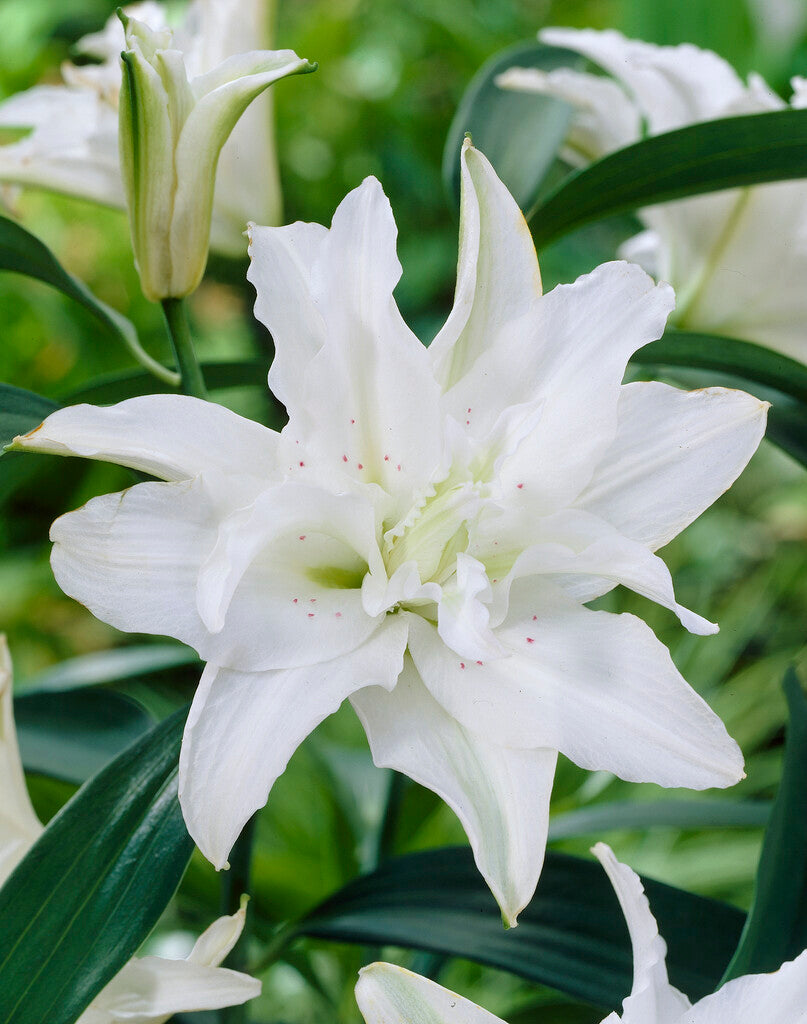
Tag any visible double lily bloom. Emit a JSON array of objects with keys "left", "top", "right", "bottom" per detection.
[
  {"left": 0, "top": 0, "right": 306, "bottom": 258},
  {"left": 499, "top": 29, "right": 807, "bottom": 363},
  {"left": 355, "top": 843, "right": 807, "bottom": 1023},
  {"left": 13, "top": 141, "right": 766, "bottom": 925},
  {"left": 0, "top": 637, "right": 260, "bottom": 1022}
]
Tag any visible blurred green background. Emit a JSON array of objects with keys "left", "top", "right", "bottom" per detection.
[{"left": 2, "top": 0, "right": 807, "bottom": 1020}]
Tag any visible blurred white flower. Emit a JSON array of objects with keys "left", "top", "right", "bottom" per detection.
[
  {"left": 354, "top": 843, "right": 807, "bottom": 1023},
  {"left": 13, "top": 141, "right": 765, "bottom": 925},
  {"left": 499, "top": 29, "right": 807, "bottom": 363},
  {"left": 0, "top": 636, "right": 260, "bottom": 1023},
  {"left": 117, "top": 10, "right": 312, "bottom": 300},
  {"left": 0, "top": 0, "right": 297, "bottom": 256}
]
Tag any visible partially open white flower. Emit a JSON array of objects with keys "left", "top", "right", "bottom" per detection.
[
  {"left": 118, "top": 10, "right": 313, "bottom": 300},
  {"left": 0, "top": 0, "right": 299, "bottom": 256},
  {"left": 12, "top": 141, "right": 766, "bottom": 925},
  {"left": 355, "top": 843, "right": 807, "bottom": 1023},
  {"left": 0, "top": 636, "right": 260, "bottom": 1024},
  {"left": 499, "top": 29, "right": 807, "bottom": 363}
]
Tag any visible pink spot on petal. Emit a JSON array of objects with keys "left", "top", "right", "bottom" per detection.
[
  {"left": 357, "top": 463, "right": 364, "bottom": 470},
  {"left": 397, "top": 464, "right": 401, "bottom": 472},
  {"left": 310, "top": 598, "right": 316, "bottom": 603},
  {"left": 517, "top": 483, "right": 523, "bottom": 489},
  {"left": 350, "top": 418, "right": 355, "bottom": 425},
  {"left": 308, "top": 612, "right": 315, "bottom": 618},
  {"left": 335, "top": 611, "right": 342, "bottom": 618},
  {"left": 466, "top": 420, "right": 470, "bottom": 426},
  {"left": 532, "top": 615, "right": 537, "bottom": 621},
  {"left": 299, "top": 461, "right": 305, "bottom": 467},
  {"left": 342, "top": 454, "right": 348, "bottom": 462},
  {"left": 384, "top": 454, "right": 390, "bottom": 461},
  {"left": 526, "top": 637, "right": 535, "bottom": 644},
  {"left": 476, "top": 660, "right": 483, "bottom": 666},
  {"left": 292, "top": 598, "right": 298, "bottom": 604},
  {"left": 299, "top": 535, "right": 306, "bottom": 541},
  {"left": 467, "top": 408, "right": 472, "bottom": 413},
  {"left": 460, "top": 663, "right": 466, "bottom": 669}
]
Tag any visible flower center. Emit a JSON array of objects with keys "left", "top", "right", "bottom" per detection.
[{"left": 383, "top": 480, "right": 481, "bottom": 587}]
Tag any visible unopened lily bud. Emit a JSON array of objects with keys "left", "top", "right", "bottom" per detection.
[{"left": 117, "top": 10, "right": 314, "bottom": 301}]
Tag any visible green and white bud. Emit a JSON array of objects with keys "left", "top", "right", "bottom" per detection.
[{"left": 118, "top": 10, "right": 314, "bottom": 301}]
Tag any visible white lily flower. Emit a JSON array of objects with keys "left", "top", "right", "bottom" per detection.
[
  {"left": 0, "top": 0, "right": 298, "bottom": 256},
  {"left": 0, "top": 636, "right": 260, "bottom": 1022},
  {"left": 12, "top": 141, "right": 766, "bottom": 925},
  {"left": 354, "top": 843, "right": 807, "bottom": 1023},
  {"left": 498, "top": 29, "right": 807, "bottom": 363},
  {"left": 118, "top": 11, "right": 313, "bottom": 301}
]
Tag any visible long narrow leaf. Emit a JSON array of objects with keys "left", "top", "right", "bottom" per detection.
[
  {"left": 0, "top": 709, "right": 192, "bottom": 1024},
  {"left": 443, "top": 42, "right": 578, "bottom": 212},
  {"left": 530, "top": 109, "right": 807, "bottom": 246},
  {"left": 297, "top": 847, "right": 745, "bottom": 1009},
  {"left": 549, "top": 799, "right": 770, "bottom": 840},
  {"left": 722, "top": 668, "right": 807, "bottom": 980},
  {"left": 0, "top": 215, "right": 177, "bottom": 384}
]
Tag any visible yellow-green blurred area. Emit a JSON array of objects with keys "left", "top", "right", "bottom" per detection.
[{"left": 3, "top": 1, "right": 807, "bottom": 1021}]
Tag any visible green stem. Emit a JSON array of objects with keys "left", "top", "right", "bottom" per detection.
[
  {"left": 219, "top": 816, "right": 256, "bottom": 1023},
  {"left": 161, "top": 297, "right": 208, "bottom": 399}
]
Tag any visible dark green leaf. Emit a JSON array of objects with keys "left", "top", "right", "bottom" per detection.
[
  {"left": 0, "top": 709, "right": 192, "bottom": 1024},
  {"left": 530, "top": 109, "right": 807, "bottom": 247},
  {"left": 0, "top": 215, "right": 176, "bottom": 383},
  {"left": 20, "top": 643, "right": 198, "bottom": 695},
  {"left": 549, "top": 799, "right": 770, "bottom": 840},
  {"left": 443, "top": 42, "right": 579, "bottom": 212},
  {"left": 722, "top": 668, "right": 807, "bottom": 981},
  {"left": 15, "top": 688, "right": 155, "bottom": 784},
  {"left": 297, "top": 847, "right": 744, "bottom": 1009},
  {"left": 66, "top": 359, "right": 269, "bottom": 404},
  {"left": 635, "top": 330, "right": 807, "bottom": 406},
  {"left": 0, "top": 383, "right": 59, "bottom": 448}
]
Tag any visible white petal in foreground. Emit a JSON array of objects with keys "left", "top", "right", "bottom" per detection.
[
  {"left": 356, "top": 963, "right": 503, "bottom": 1024},
  {"left": 352, "top": 652, "right": 556, "bottom": 926},
  {"left": 592, "top": 843, "right": 691, "bottom": 1023},
  {"left": 0, "top": 637, "right": 44, "bottom": 885},
  {"left": 11, "top": 395, "right": 279, "bottom": 484},
  {"left": 180, "top": 616, "right": 409, "bottom": 870},
  {"left": 407, "top": 599, "right": 743, "bottom": 789},
  {"left": 577, "top": 382, "right": 768, "bottom": 551},
  {"left": 686, "top": 950, "right": 807, "bottom": 1024}
]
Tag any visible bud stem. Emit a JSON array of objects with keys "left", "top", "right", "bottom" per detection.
[{"left": 161, "top": 297, "right": 208, "bottom": 399}]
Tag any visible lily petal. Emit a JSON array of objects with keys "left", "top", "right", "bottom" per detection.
[
  {"left": 686, "top": 950, "right": 807, "bottom": 1023},
  {"left": 356, "top": 963, "right": 504, "bottom": 1024},
  {"left": 407, "top": 596, "right": 743, "bottom": 789},
  {"left": 539, "top": 28, "right": 745, "bottom": 133},
  {"left": 180, "top": 616, "right": 408, "bottom": 869},
  {"left": 352, "top": 652, "right": 555, "bottom": 926},
  {"left": 0, "top": 637, "right": 43, "bottom": 885},
  {"left": 576, "top": 381, "right": 768, "bottom": 551},
  {"left": 430, "top": 139, "right": 543, "bottom": 395},
  {"left": 249, "top": 177, "right": 444, "bottom": 509},
  {"left": 592, "top": 843, "right": 691, "bottom": 1023},
  {"left": 11, "top": 395, "right": 278, "bottom": 484}
]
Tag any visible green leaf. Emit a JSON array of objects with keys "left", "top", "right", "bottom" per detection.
[
  {"left": 0, "top": 383, "right": 59, "bottom": 448},
  {"left": 631, "top": 332, "right": 807, "bottom": 469},
  {"left": 530, "top": 109, "right": 807, "bottom": 247},
  {"left": 549, "top": 799, "right": 771, "bottom": 840},
  {"left": 722, "top": 667, "right": 807, "bottom": 981},
  {"left": 0, "top": 709, "right": 193, "bottom": 1024},
  {"left": 297, "top": 847, "right": 745, "bottom": 1009},
  {"left": 20, "top": 643, "right": 198, "bottom": 695},
  {"left": 15, "top": 688, "right": 155, "bottom": 784},
  {"left": 0, "top": 215, "right": 178, "bottom": 384},
  {"left": 442, "top": 42, "right": 579, "bottom": 212},
  {"left": 635, "top": 330, "right": 807, "bottom": 406},
  {"left": 66, "top": 359, "right": 270, "bottom": 404}
]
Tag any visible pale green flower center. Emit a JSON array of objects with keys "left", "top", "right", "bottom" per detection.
[{"left": 384, "top": 480, "right": 481, "bottom": 586}]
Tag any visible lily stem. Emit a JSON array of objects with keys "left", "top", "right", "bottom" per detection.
[
  {"left": 161, "top": 297, "right": 208, "bottom": 399},
  {"left": 219, "top": 815, "right": 256, "bottom": 1023}
]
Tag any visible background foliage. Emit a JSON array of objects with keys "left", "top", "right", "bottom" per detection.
[{"left": 2, "top": 0, "right": 807, "bottom": 1021}]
